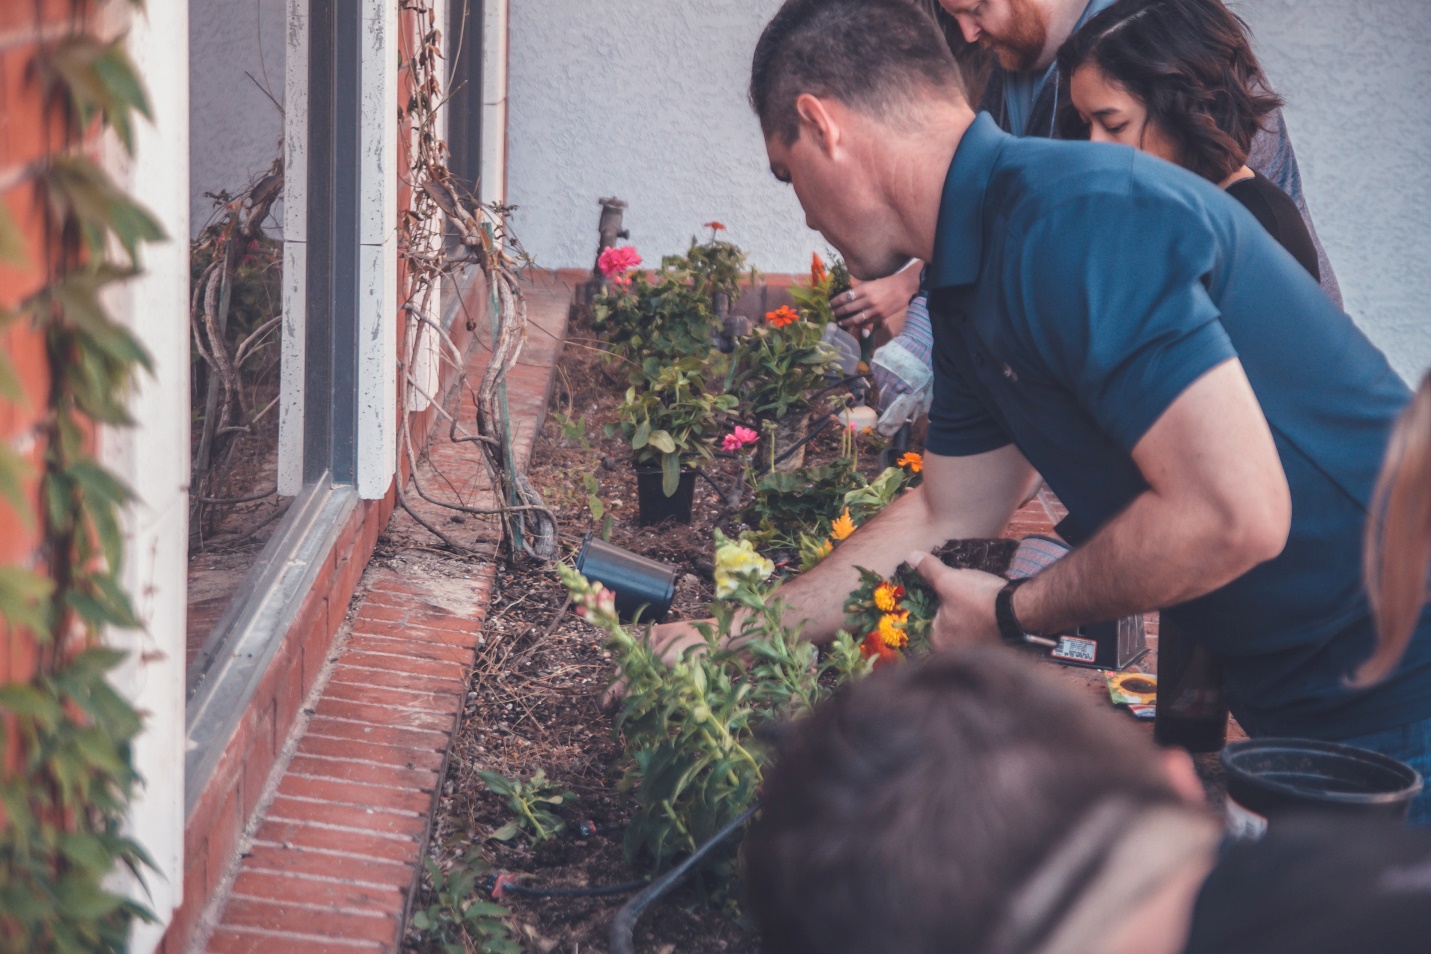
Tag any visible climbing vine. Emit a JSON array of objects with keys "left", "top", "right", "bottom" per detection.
[
  {"left": 0, "top": 2, "right": 161, "bottom": 949},
  {"left": 394, "top": 0, "right": 557, "bottom": 563}
]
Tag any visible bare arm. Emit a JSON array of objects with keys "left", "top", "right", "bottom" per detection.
[
  {"left": 773, "top": 443, "right": 1037, "bottom": 641},
  {"left": 650, "top": 443, "right": 1036, "bottom": 660},
  {"left": 916, "top": 359, "right": 1292, "bottom": 647}
]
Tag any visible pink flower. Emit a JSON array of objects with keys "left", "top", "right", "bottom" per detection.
[
  {"left": 721, "top": 426, "right": 760, "bottom": 452},
  {"left": 598, "top": 245, "right": 642, "bottom": 278}
]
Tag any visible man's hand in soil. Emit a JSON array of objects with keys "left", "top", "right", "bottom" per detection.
[{"left": 906, "top": 551, "right": 1003, "bottom": 649}]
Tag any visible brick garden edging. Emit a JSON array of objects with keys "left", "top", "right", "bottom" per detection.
[{"left": 178, "top": 271, "right": 575, "bottom": 953}]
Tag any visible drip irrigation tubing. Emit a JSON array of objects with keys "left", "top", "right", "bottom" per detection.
[{"left": 610, "top": 806, "right": 760, "bottom": 954}]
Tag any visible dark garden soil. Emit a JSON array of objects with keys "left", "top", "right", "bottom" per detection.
[{"left": 407, "top": 308, "right": 925, "bottom": 954}]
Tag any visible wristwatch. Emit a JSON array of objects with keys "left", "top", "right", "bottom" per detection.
[{"left": 995, "top": 578, "right": 1058, "bottom": 648}]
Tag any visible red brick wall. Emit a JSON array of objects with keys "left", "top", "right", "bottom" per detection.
[{"left": 0, "top": 0, "right": 95, "bottom": 730}]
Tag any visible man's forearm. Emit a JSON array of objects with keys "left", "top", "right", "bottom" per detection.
[
  {"left": 772, "top": 488, "right": 960, "bottom": 642},
  {"left": 1012, "top": 488, "right": 1281, "bottom": 637}
]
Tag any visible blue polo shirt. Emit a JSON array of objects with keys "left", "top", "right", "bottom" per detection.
[{"left": 926, "top": 113, "right": 1431, "bottom": 739}]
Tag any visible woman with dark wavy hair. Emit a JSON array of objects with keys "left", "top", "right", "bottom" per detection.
[{"left": 1058, "top": 0, "right": 1321, "bottom": 281}]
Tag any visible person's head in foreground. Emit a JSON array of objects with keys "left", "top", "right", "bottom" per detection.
[
  {"left": 743, "top": 650, "right": 1431, "bottom": 954},
  {"left": 750, "top": 0, "right": 972, "bottom": 281},
  {"left": 1056, "top": 0, "right": 1281, "bottom": 184}
]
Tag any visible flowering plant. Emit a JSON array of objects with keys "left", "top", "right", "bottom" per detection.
[
  {"left": 720, "top": 425, "right": 759, "bottom": 454},
  {"left": 843, "top": 565, "right": 938, "bottom": 666},
  {"left": 557, "top": 549, "right": 867, "bottom": 889},
  {"left": 592, "top": 270, "right": 717, "bottom": 363},
  {"left": 597, "top": 244, "right": 642, "bottom": 283},
  {"left": 726, "top": 307, "right": 835, "bottom": 421},
  {"left": 661, "top": 222, "right": 757, "bottom": 304},
  {"left": 788, "top": 251, "right": 852, "bottom": 325},
  {"left": 615, "top": 357, "right": 738, "bottom": 495},
  {"left": 713, "top": 530, "right": 775, "bottom": 598}
]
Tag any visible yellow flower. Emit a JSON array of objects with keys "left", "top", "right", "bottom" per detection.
[
  {"left": 877, "top": 613, "right": 909, "bottom": 649},
  {"left": 873, "top": 581, "right": 906, "bottom": 613},
  {"left": 830, "top": 508, "right": 856, "bottom": 541},
  {"left": 714, "top": 537, "right": 775, "bottom": 598},
  {"left": 897, "top": 452, "right": 923, "bottom": 473}
]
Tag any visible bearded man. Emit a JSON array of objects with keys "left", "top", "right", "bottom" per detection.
[{"left": 940, "top": 0, "right": 1340, "bottom": 302}]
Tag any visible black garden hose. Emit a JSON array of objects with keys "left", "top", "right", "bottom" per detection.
[{"left": 610, "top": 806, "right": 759, "bottom": 954}]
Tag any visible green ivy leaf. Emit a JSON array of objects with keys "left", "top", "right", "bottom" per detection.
[{"left": 0, "top": 206, "right": 27, "bottom": 267}]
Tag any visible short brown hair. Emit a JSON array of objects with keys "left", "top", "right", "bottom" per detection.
[
  {"left": 742, "top": 649, "right": 1183, "bottom": 954},
  {"left": 750, "top": 0, "right": 966, "bottom": 145}
]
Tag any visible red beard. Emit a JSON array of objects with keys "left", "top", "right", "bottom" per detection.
[{"left": 982, "top": 0, "right": 1049, "bottom": 72}]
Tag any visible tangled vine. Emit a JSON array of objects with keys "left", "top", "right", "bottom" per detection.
[
  {"left": 0, "top": 1, "right": 159, "bottom": 950},
  {"left": 395, "top": 1, "right": 557, "bottom": 563}
]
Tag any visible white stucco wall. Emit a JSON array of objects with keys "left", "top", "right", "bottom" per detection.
[
  {"left": 509, "top": 0, "right": 1431, "bottom": 380},
  {"left": 507, "top": 0, "right": 820, "bottom": 276},
  {"left": 189, "top": 0, "right": 286, "bottom": 237},
  {"left": 1237, "top": 0, "right": 1431, "bottom": 382}
]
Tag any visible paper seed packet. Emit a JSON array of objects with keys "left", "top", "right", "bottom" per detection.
[{"left": 1106, "top": 670, "right": 1157, "bottom": 706}]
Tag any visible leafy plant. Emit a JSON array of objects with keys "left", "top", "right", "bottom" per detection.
[
  {"left": 615, "top": 358, "right": 738, "bottom": 495},
  {"left": 0, "top": 10, "right": 163, "bottom": 950},
  {"left": 661, "top": 222, "right": 758, "bottom": 304},
  {"left": 410, "top": 850, "right": 523, "bottom": 954},
  {"left": 788, "top": 252, "right": 851, "bottom": 327},
  {"left": 726, "top": 311, "right": 835, "bottom": 422},
  {"left": 558, "top": 545, "right": 870, "bottom": 887},
  {"left": 592, "top": 271, "right": 718, "bottom": 363},
  {"left": 477, "top": 769, "right": 578, "bottom": 845}
]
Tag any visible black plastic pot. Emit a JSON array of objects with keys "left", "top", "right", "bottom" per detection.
[
  {"left": 574, "top": 534, "right": 676, "bottom": 624},
  {"left": 1221, "top": 738, "right": 1423, "bottom": 836},
  {"left": 634, "top": 466, "right": 696, "bottom": 526}
]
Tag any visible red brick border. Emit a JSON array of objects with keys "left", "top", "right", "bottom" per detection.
[{"left": 172, "top": 273, "right": 572, "bottom": 953}]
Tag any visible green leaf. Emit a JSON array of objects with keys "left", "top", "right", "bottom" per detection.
[
  {"left": 661, "top": 452, "right": 680, "bottom": 497},
  {"left": 631, "top": 418, "right": 650, "bottom": 450},
  {"left": 487, "top": 822, "right": 520, "bottom": 842},
  {"left": 587, "top": 495, "right": 604, "bottom": 520},
  {"left": 647, "top": 429, "right": 676, "bottom": 455},
  {"left": 476, "top": 770, "right": 515, "bottom": 796},
  {"left": 0, "top": 205, "right": 27, "bottom": 267}
]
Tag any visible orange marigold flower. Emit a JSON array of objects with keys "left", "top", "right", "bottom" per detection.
[
  {"left": 877, "top": 614, "right": 909, "bottom": 650},
  {"left": 830, "top": 508, "right": 856, "bottom": 541},
  {"left": 897, "top": 452, "right": 923, "bottom": 473},
  {"left": 811, "top": 253, "right": 828, "bottom": 285},
  {"left": 704, "top": 221, "right": 727, "bottom": 231},
  {"left": 873, "top": 581, "right": 906, "bottom": 613},
  {"left": 860, "top": 631, "right": 901, "bottom": 669},
  {"left": 766, "top": 305, "right": 800, "bottom": 328}
]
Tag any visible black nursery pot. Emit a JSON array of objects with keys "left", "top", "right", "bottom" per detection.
[
  {"left": 1221, "top": 738, "right": 1423, "bottom": 836},
  {"left": 574, "top": 533, "right": 676, "bottom": 623},
  {"left": 633, "top": 466, "right": 696, "bottom": 526}
]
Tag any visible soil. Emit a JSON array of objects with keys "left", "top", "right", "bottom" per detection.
[
  {"left": 405, "top": 307, "right": 1234, "bottom": 954},
  {"left": 407, "top": 308, "right": 914, "bottom": 954}
]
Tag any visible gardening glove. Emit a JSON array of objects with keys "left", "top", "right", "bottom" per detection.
[
  {"left": 870, "top": 292, "right": 934, "bottom": 437},
  {"left": 820, "top": 322, "right": 869, "bottom": 401}
]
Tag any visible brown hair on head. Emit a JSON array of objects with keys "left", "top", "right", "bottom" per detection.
[
  {"left": 742, "top": 648, "right": 1184, "bottom": 954},
  {"left": 1358, "top": 371, "right": 1431, "bottom": 686},
  {"left": 750, "top": 0, "right": 967, "bottom": 146},
  {"left": 1056, "top": 0, "right": 1283, "bottom": 183}
]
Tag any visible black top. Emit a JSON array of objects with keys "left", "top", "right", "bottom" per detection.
[
  {"left": 1183, "top": 815, "right": 1431, "bottom": 954},
  {"left": 1225, "top": 171, "right": 1321, "bottom": 282}
]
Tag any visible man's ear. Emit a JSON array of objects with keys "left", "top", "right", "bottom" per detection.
[{"left": 794, "top": 93, "right": 841, "bottom": 158}]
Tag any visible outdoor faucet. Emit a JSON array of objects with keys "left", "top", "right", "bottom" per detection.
[{"left": 593, "top": 196, "right": 629, "bottom": 278}]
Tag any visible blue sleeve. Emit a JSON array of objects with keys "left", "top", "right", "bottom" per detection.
[
  {"left": 925, "top": 307, "right": 1012, "bottom": 457},
  {"left": 1011, "top": 192, "right": 1238, "bottom": 454}
]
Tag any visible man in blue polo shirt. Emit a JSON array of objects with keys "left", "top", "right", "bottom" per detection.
[{"left": 698, "top": 0, "right": 1431, "bottom": 818}]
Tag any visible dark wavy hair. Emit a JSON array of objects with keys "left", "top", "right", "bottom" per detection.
[{"left": 1055, "top": 0, "right": 1283, "bottom": 183}]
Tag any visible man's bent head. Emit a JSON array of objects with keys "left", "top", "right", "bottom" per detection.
[
  {"left": 750, "top": 0, "right": 969, "bottom": 280},
  {"left": 742, "top": 649, "right": 1205, "bottom": 954}
]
